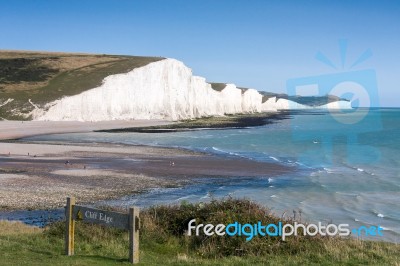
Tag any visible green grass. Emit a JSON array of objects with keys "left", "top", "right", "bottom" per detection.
[
  {"left": 209, "top": 82, "right": 226, "bottom": 92},
  {"left": 0, "top": 199, "right": 399, "bottom": 265},
  {"left": 0, "top": 58, "right": 59, "bottom": 83}
]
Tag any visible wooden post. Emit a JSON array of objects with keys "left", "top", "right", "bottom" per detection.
[
  {"left": 129, "top": 207, "right": 140, "bottom": 264},
  {"left": 65, "top": 197, "right": 75, "bottom": 256}
]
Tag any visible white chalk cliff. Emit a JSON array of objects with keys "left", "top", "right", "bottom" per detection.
[{"left": 33, "top": 58, "right": 351, "bottom": 121}]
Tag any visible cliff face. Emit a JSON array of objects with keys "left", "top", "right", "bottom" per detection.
[{"left": 33, "top": 58, "right": 351, "bottom": 121}]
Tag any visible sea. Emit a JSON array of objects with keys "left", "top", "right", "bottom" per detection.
[{"left": 5, "top": 108, "right": 400, "bottom": 242}]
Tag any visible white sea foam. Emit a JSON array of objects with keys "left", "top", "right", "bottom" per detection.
[
  {"left": 323, "top": 167, "right": 334, "bottom": 173},
  {"left": 200, "top": 194, "right": 210, "bottom": 199},
  {"left": 211, "top": 147, "right": 240, "bottom": 156},
  {"left": 269, "top": 156, "right": 280, "bottom": 162},
  {"left": 335, "top": 191, "right": 359, "bottom": 197}
]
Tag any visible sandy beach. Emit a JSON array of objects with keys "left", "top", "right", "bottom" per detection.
[
  {"left": 0, "top": 121, "right": 293, "bottom": 210},
  {"left": 0, "top": 120, "right": 173, "bottom": 140}
]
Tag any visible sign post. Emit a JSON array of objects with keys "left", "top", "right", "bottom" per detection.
[
  {"left": 65, "top": 197, "right": 139, "bottom": 264},
  {"left": 65, "top": 197, "right": 75, "bottom": 256},
  {"left": 129, "top": 207, "right": 140, "bottom": 264}
]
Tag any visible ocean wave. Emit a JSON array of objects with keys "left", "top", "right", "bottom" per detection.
[
  {"left": 370, "top": 209, "right": 386, "bottom": 218},
  {"left": 201, "top": 192, "right": 211, "bottom": 199},
  {"left": 269, "top": 156, "right": 280, "bottom": 162},
  {"left": 310, "top": 171, "right": 318, "bottom": 177},
  {"left": 265, "top": 153, "right": 311, "bottom": 168},
  {"left": 211, "top": 146, "right": 241, "bottom": 157},
  {"left": 294, "top": 161, "right": 313, "bottom": 169},
  {"left": 341, "top": 162, "right": 377, "bottom": 176},
  {"left": 335, "top": 191, "right": 359, "bottom": 197},
  {"left": 174, "top": 195, "right": 195, "bottom": 201},
  {"left": 323, "top": 167, "right": 334, "bottom": 174},
  {"left": 147, "top": 187, "right": 183, "bottom": 194}
]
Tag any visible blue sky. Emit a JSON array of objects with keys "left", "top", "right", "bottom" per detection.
[{"left": 1, "top": 0, "right": 399, "bottom": 106}]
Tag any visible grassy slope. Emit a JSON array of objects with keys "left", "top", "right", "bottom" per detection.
[
  {"left": 0, "top": 50, "right": 163, "bottom": 120},
  {"left": 0, "top": 200, "right": 398, "bottom": 265},
  {"left": 209, "top": 82, "right": 226, "bottom": 92}
]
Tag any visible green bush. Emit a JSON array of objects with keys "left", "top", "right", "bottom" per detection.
[{"left": 143, "top": 198, "right": 327, "bottom": 258}]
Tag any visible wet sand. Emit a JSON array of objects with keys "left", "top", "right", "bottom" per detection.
[{"left": 0, "top": 120, "right": 173, "bottom": 140}]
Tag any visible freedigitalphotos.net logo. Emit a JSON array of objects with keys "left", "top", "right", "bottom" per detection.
[
  {"left": 287, "top": 40, "right": 382, "bottom": 165},
  {"left": 187, "top": 219, "right": 384, "bottom": 241}
]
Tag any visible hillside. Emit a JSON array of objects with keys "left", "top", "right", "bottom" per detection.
[{"left": 0, "top": 50, "right": 163, "bottom": 120}]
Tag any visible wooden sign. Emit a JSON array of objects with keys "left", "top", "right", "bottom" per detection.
[
  {"left": 65, "top": 197, "right": 140, "bottom": 264},
  {"left": 73, "top": 205, "right": 130, "bottom": 230}
]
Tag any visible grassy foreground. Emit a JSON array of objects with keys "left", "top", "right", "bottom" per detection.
[{"left": 0, "top": 199, "right": 399, "bottom": 265}]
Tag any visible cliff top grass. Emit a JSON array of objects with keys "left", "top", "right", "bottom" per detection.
[
  {"left": 0, "top": 199, "right": 398, "bottom": 265},
  {"left": 0, "top": 50, "right": 163, "bottom": 120},
  {"left": 209, "top": 82, "right": 226, "bottom": 92},
  {"left": 259, "top": 91, "right": 349, "bottom": 105}
]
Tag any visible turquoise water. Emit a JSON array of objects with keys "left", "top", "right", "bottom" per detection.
[{"left": 25, "top": 109, "right": 400, "bottom": 242}]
